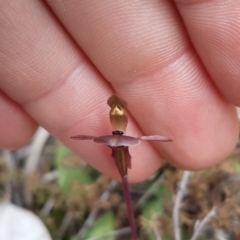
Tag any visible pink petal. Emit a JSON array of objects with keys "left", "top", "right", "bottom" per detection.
[
  {"left": 71, "top": 135, "right": 96, "bottom": 140},
  {"left": 93, "top": 135, "right": 140, "bottom": 147},
  {"left": 140, "top": 135, "right": 172, "bottom": 142}
]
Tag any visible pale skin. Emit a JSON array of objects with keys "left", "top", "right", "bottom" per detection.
[{"left": 0, "top": 0, "right": 240, "bottom": 182}]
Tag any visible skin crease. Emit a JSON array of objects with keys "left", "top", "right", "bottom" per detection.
[{"left": 0, "top": 0, "right": 239, "bottom": 182}]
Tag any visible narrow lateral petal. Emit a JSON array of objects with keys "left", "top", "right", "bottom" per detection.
[
  {"left": 70, "top": 135, "right": 96, "bottom": 140},
  {"left": 140, "top": 135, "right": 172, "bottom": 142}
]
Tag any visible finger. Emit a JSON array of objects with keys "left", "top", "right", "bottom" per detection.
[
  {"left": 46, "top": 0, "right": 239, "bottom": 170},
  {"left": 0, "top": 91, "right": 37, "bottom": 149},
  {"left": 0, "top": 0, "right": 162, "bottom": 182},
  {"left": 175, "top": 0, "right": 240, "bottom": 106}
]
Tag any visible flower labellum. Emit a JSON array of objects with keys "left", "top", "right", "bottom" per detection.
[
  {"left": 71, "top": 94, "right": 172, "bottom": 240},
  {"left": 108, "top": 94, "right": 128, "bottom": 133}
]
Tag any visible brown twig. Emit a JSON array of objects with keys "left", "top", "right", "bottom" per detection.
[
  {"left": 190, "top": 206, "right": 217, "bottom": 240},
  {"left": 173, "top": 171, "right": 190, "bottom": 240}
]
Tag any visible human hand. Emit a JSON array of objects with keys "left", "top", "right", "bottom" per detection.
[{"left": 0, "top": 0, "right": 239, "bottom": 182}]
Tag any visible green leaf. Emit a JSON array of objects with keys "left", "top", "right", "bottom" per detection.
[
  {"left": 85, "top": 211, "right": 115, "bottom": 240},
  {"left": 55, "top": 142, "right": 94, "bottom": 193},
  {"left": 141, "top": 183, "right": 171, "bottom": 240},
  {"left": 142, "top": 184, "right": 170, "bottom": 219},
  {"left": 69, "top": 236, "right": 77, "bottom": 240}
]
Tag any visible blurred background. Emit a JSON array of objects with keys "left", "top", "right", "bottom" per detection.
[{"left": 0, "top": 122, "right": 240, "bottom": 240}]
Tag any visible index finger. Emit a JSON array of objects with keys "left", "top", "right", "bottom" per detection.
[
  {"left": 0, "top": 0, "right": 162, "bottom": 182},
  {"left": 0, "top": 0, "right": 238, "bottom": 183},
  {"left": 46, "top": 0, "right": 239, "bottom": 169}
]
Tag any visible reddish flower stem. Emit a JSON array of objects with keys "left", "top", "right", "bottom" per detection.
[{"left": 122, "top": 175, "right": 138, "bottom": 240}]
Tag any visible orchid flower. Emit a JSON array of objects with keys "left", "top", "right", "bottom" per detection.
[{"left": 71, "top": 94, "right": 172, "bottom": 240}]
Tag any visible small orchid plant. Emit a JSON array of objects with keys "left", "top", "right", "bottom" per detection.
[{"left": 71, "top": 94, "right": 172, "bottom": 240}]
